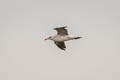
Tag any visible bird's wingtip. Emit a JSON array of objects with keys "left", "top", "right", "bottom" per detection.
[
  {"left": 54, "top": 26, "right": 67, "bottom": 30},
  {"left": 63, "top": 48, "right": 66, "bottom": 51}
]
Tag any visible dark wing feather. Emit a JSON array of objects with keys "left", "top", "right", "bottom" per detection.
[
  {"left": 54, "top": 26, "right": 68, "bottom": 35},
  {"left": 54, "top": 41, "right": 66, "bottom": 50}
]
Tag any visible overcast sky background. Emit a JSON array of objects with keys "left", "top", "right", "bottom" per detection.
[{"left": 0, "top": 0, "right": 120, "bottom": 80}]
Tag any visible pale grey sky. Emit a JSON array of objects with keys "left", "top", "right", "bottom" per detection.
[{"left": 0, "top": 0, "right": 120, "bottom": 80}]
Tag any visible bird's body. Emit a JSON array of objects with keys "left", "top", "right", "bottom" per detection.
[
  {"left": 51, "top": 35, "right": 81, "bottom": 42},
  {"left": 51, "top": 35, "right": 70, "bottom": 42},
  {"left": 45, "top": 26, "right": 82, "bottom": 50}
]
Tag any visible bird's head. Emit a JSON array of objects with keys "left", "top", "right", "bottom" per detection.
[{"left": 45, "top": 36, "right": 53, "bottom": 40}]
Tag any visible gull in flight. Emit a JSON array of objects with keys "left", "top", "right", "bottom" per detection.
[{"left": 45, "top": 26, "right": 82, "bottom": 50}]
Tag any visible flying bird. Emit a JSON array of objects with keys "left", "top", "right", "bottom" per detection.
[{"left": 45, "top": 26, "right": 82, "bottom": 50}]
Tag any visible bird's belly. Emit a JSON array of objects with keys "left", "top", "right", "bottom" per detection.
[{"left": 53, "top": 36, "right": 69, "bottom": 42}]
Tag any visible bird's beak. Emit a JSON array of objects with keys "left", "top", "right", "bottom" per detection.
[
  {"left": 44, "top": 38, "right": 47, "bottom": 40},
  {"left": 44, "top": 37, "right": 49, "bottom": 40}
]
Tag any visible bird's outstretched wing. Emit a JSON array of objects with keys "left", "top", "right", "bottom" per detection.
[
  {"left": 54, "top": 41, "right": 66, "bottom": 50},
  {"left": 54, "top": 26, "right": 68, "bottom": 35}
]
